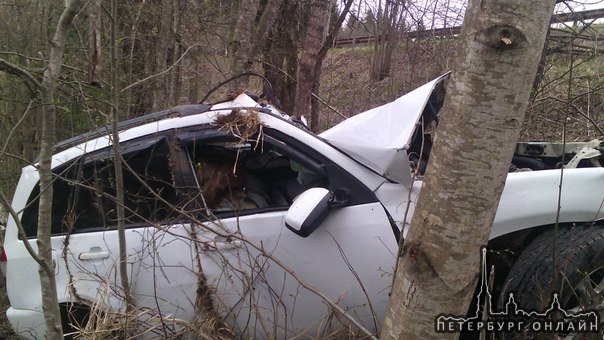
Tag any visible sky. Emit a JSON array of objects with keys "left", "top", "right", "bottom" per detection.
[{"left": 563, "top": 0, "right": 604, "bottom": 11}]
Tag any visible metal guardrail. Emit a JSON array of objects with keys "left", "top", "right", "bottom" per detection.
[{"left": 334, "top": 8, "right": 604, "bottom": 48}]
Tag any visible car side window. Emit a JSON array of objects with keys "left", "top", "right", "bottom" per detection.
[
  {"left": 21, "top": 136, "right": 180, "bottom": 238},
  {"left": 185, "top": 134, "right": 329, "bottom": 218}
]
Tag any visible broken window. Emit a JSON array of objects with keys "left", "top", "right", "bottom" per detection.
[
  {"left": 21, "top": 136, "right": 180, "bottom": 238},
  {"left": 184, "top": 131, "right": 329, "bottom": 218},
  {"left": 20, "top": 125, "right": 332, "bottom": 238}
]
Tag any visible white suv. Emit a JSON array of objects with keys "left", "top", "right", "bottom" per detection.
[{"left": 4, "top": 75, "right": 604, "bottom": 339}]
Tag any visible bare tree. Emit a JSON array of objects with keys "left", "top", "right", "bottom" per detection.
[
  {"left": 309, "top": 0, "right": 355, "bottom": 131},
  {"left": 371, "top": 0, "right": 405, "bottom": 81},
  {"left": 110, "top": 0, "right": 135, "bottom": 309},
  {"left": 38, "top": 1, "right": 86, "bottom": 337},
  {"left": 89, "top": 0, "right": 102, "bottom": 87},
  {"left": 379, "top": 0, "right": 558, "bottom": 339}
]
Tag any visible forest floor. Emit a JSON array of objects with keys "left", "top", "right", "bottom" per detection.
[{"left": 0, "top": 283, "right": 16, "bottom": 338}]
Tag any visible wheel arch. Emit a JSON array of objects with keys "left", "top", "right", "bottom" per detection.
[
  {"left": 491, "top": 168, "right": 604, "bottom": 240},
  {"left": 59, "top": 301, "right": 91, "bottom": 338}
]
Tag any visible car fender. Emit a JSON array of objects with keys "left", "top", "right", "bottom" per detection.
[{"left": 491, "top": 168, "right": 604, "bottom": 238}]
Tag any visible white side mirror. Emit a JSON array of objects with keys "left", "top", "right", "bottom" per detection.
[{"left": 285, "top": 188, "right": 332, "bottom": 237}]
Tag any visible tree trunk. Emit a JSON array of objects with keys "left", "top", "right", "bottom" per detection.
[
  {"left": 152, "top": 0, "right": 174, "bottom": 111},
  {"left": 88, "top": 0, "right": 102, "bottom": 87},
  {"left": 167, "top": 0, "right": 181, "bottom": 107},
  {"left": 38, "top": 1, "right": 85, "bottom": 338},
  {"left": 229, "top": 0, "right": 259, "bottom": 89},
  {"left": 110, "top": 0, "right": 134, "bottom": 310},
  {"left": 310, "top": 0, "right": 354, "bottom": 131},
  {"left": 249, "top": 0, "right": 283, "bottom": 60},
  {"left": 261, "top": 0, "right": 299, "bottom": 113},
  {"left": 292, "top": 0, "right": 329, "bottom": 120},
  {"left": 229, "top": 0, "right": 283, "bottom": 90},
  {"left": 379, "top": 0, "right": 557, "bottom": 339},
  {"left": 371, "top": 0, "right": 403, "bottom": 81}
]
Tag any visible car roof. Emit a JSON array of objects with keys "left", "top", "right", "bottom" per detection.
[
  {"left": 52, "top": 103, "right": 211, "bottom": 155},
  {"left": 45, "top": 94, "right": 303, "bottom": 168}
]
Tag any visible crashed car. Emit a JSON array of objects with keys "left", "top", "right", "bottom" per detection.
[{"left": 3, "top": 74, "right": 604, "bottom": 338}]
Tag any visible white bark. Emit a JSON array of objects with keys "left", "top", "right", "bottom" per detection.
[{"left": 380, "top": 0, "right": 557, "bottom": 339}]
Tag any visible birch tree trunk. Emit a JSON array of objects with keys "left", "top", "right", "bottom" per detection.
[
  {"left": 380, "top": 0, "right": 557, "bottom": 339},
  {"left": 38, "top": 1, "right": 85, "bottom": 338}
]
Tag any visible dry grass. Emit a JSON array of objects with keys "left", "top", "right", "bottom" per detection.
[
  {"left": 319, "top": 40, "right": 604, "bottom": 141},
  {"left": 215, "top": 108, "right": 263, "bottom": 144}
]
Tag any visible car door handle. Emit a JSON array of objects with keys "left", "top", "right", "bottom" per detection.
[{"left": 79, "top": 251, "right": 110, "bottom": 260}]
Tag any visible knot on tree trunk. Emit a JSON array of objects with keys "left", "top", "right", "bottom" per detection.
[{"left": 475, "top": 24, "right": 526, "bottom": 49}]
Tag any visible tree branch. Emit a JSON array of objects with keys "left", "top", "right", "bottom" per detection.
[
  {"left": 121, "top": 43, "right": 200, "bottom": 92},
  {"left": 0, "top": 58, "right": 42, "bottom": 89}
]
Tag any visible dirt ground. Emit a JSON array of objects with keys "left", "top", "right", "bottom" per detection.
[{"left": 0, "top": 284, "right": 16, "bottom": 338}]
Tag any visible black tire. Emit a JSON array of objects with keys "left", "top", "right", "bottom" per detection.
[{"left": 500, "top": 224, "right": 604, "bottom": 339}]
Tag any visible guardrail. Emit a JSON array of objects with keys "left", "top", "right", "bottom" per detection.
[{"left": 334, "top": 8, "right": 604, "bottom": 48}]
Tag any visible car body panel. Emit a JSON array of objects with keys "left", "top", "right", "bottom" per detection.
[
  {"left": 374, "top": 168, "right": 604, "bottom": 241},
  {"left": 202, "top": 204, "right": 397, "bottom": 339},
  {"left": 492, "top": 168, "right": 604, "bottom": 238},
  {"left": 5, "top": 307, "right": 45, "bottom": 339},
  {"left": 320, "top": 75, "right": 447, "bottom": 185}
]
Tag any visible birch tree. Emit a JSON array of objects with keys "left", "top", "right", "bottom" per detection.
[{"left": 380, "top": 0, "right": 558, "bottom": 339}]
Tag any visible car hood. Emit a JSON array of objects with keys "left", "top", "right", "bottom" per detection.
[{"left": 319, "top": 74, "right": 447, "bottom": 184}]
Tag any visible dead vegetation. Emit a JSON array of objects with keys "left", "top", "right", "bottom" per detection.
[
  {"left": 215, "top": 108, "right": 263, "bottom": 145},
  {"left": 318, "top": 30, "right": 604, "bottom": 141}
]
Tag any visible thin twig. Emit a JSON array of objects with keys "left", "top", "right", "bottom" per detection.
[{"left": 121, "top": 43, "right": 201, "bottom": 92}]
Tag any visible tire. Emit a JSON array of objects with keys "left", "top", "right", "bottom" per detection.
[{"left": 499, "top": 224, "right": 604, "bottom": 339}]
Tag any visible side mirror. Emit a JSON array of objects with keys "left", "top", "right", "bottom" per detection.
[{"left": 285, "top": 188, "right": 333, "bottom": 237}]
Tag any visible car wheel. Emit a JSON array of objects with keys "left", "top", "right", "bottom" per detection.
[{"left": 499, "top": 224, "right": 604, "bottom": 339}]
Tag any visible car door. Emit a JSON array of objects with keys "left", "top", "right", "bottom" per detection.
[
  {"left": 183, "top": 128, "right": 399, "bottom": 339},
  {"left": 28, "top": 134, "right": 202, "bottom": 332}
]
